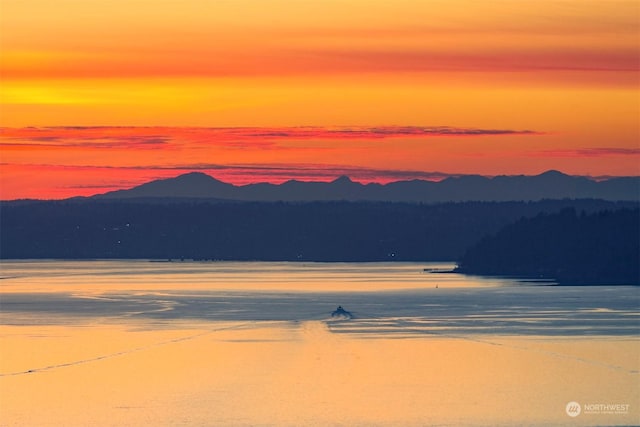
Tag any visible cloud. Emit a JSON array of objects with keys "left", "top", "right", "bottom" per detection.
[
  {"left": 0, "top": 125, "right": 544, "bottom": 199},
  {"left": 0, "top": 126, "right": 539, "bottom": 151},
  {"left": 533, "top": 147, "right": 640, "bottom": 158},
  {"left": 0, "top": 127, "right": 172, "bottom": 149},
  {"left": 2, "top": 161, "right": 459, "bottom": 187},
  {"left": 3, "top": 45, "right": 637, "bottom": 81},
  {"left": 245, "top": 126, "right": 539, "bottom": 139}
]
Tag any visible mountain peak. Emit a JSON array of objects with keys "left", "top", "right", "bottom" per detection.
[
  {"left": 96, "top": 171, "right": 233, "bottom": 199},
  {"left": 538, "top": 170, "right": 568, "bottom": 178},
  {"left": 173, "top": 172, "right": 222, "bottom": 183},
  {"left": 157, "top": 172, "right": 233, "bottom": 190},
  {"left": 332, "top": 175, "right": 355, "bottom": 184}
]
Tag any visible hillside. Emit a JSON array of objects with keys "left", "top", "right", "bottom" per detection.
[{"left": 456, "top": 208, "right": 640, "bottom": 285}]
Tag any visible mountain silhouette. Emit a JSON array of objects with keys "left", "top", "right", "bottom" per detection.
[
  {"left": 94, "top": 171, "right": 639, "bottom": 202},
  {"left": 101, "top": 172, "right": 236, "bottom": 199}
]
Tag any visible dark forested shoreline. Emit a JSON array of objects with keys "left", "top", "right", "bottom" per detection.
[
  {"left": 1, "top": 199, "right": 636, "bottom": 267},
  {"left": 456, "top": 208, "right": 639, "bottom": 285}
]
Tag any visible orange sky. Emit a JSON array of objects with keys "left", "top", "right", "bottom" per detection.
[{"left": 1, "top": 0, "right": 638, "bottom": 199}]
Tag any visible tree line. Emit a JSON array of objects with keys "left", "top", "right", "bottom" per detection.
[
  {"left": 1, "top": 199, "right": 634, "bottom": 265},
  {"left": 457, "top": 208, "right": 639, "bottom": 285}
]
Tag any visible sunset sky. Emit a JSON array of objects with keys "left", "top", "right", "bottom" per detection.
[{"left": 1, "top": 0, "right": 638, "bottom": 199}]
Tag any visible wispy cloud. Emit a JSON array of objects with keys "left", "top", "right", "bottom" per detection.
[
  {"left": 0, "top": 128, "right": 171, "bottom": 149},
  {"left": 1, "top": 161, "right": 460, "bottom": 187},
  {"left": 0, "top": 125, "right": 546, "bottom": 199},
  {"left": 0, "top": 125, "right": 539, "bottom": 149},
  {"left": 244, "top": 126, "right": 539, "bottom": 138},
  {"left": 532, "top": 147, "right": 640, "bottom": 158},
  {"left": 3, "top": 43, "right": 637, "bottom": 81}
]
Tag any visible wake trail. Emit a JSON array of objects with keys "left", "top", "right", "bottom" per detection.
[
  {"left": 326, "top": 310, "right": 639, "bottom": 375},
  {"left": 1, "top": 308, "right": 347, "bottom": 378},
  {"left": 0, "top": 322, "right": 254, "bottom": 377}
]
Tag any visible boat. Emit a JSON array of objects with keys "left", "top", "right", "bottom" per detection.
[{"left": 331, "top": 305, "right": 353, "bottom": 319}]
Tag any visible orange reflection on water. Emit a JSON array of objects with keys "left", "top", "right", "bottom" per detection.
[
  {"left": 0, "top": 261, "right": 501, "bottom": 294},
  {"left": 1, "top": 321, "right": 638, "bottom": 426}
]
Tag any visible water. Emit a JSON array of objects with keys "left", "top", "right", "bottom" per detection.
[{"left": 1, "top": 260, "right": 638, "bottom": 426}]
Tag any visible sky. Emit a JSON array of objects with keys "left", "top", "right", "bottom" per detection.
[{"left": 1, "top": 0, "right": 638, "bottom": 199}]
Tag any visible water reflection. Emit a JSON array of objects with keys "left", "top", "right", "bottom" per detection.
[
  {"left": 2, "top": 286, "right": 638, "bottom": 336},
  {"left": 0, "top": 260, "right": 503, "bottom": 293},
  {"left": 1, "top": 261, "right": 638, "bottom": 426}
]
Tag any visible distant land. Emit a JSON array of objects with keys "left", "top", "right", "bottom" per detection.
[
  {"left": 90, "top": 170, "right": 640, "bottom": 203},
  {"left": 1, "top": 199, "right": 636, "bottom": 264},
  {"left": 457, "top": 208, "right": 639, "bottom": 285},
  {"left": 3, "top": 170, "right": 638, "bottom": 285}
]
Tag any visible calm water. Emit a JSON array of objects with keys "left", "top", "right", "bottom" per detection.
[{"left": 1, "top": 260, "right": 639, "bottom": 426}]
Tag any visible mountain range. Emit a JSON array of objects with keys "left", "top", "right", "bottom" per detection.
[{"left": 94, "top": 170, "right": 639, "bottom": 202}]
